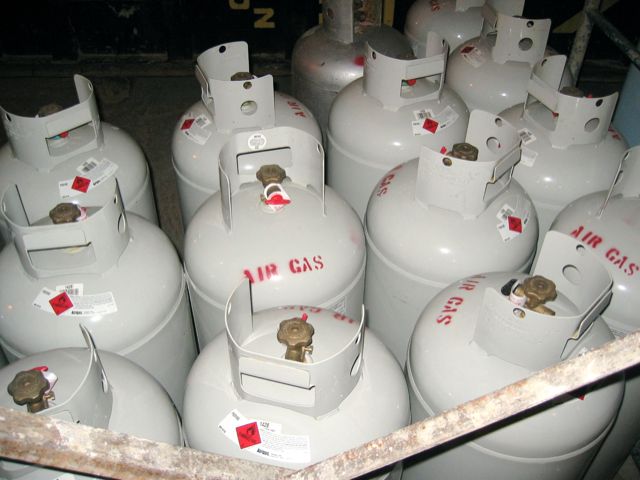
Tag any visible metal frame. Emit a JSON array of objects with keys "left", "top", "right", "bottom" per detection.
[
  {"left": 568, "top": 0, "right": 640, "bottom": 83},
  {"left": 1, "top": 330, "right": 639, "bottom": 479}
]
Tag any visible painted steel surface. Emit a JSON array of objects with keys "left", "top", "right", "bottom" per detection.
[{"left": 405, "top": 232, "right": 624, "bottom": 479}]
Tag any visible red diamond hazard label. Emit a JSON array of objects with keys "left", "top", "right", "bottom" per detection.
[
  {"left": 236, "top": 422, "right": 261, "bottom": 449},
  {"left": 508, "top": 216, "right": 523, "bottom": 233},
  {"left": 180, "top": 118, "right": 194, "bottom": 130},
  {"left": 49, "top": 292, "right": 73, "bottom": 316},
  {"left": 423, "top": 118, "right": 439, "bottom": 134},
  {"left": 71, "top": 176, "right": 91, "bottom": 193}
]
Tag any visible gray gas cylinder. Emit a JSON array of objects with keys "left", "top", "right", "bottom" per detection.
[
  {"left": 405, "top": 232, "right": 625, "bottom": 479},
  {"left": 183, "top": 280, "right": 409, "bottom": 476},
  {"left": 0, "top": 326, "right": 183, "bottom": 479},
  {"left": 404, "top": 0, "right": 525, "bottom": 53},
  {"left": 551, "top": 147, "right": 640, "bottom": 480},
  {"left": 291, "top": 0, "right": 412, "bottom": 136},
  {"left": 327, "top": 35, "right": 469, "bottom": 219},
  {"left": 446, "top": 7, "right": 572, "bottom": 114},
  {"left": 172, "top": 41, "right": 321, "bottom": 227},
  {"left": 0, "top": 182, "right": 196, "bottom": 412},
  {"left": 501, "top": 55, "right": 628, "bottom": 255},
  {"left": 184, "top": 127, "right": 366, "bottom": 349},
  {"left": 365, "top": 110, "right": 537, "bottom": 363},
  {"left": 0, "top": 75, "right": 157, "bottom": 249}
]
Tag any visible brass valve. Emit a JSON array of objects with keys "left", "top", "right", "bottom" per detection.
[
  {"left": 37, "top": 104, "right": 63, "bottom": 117},
  {"left": 257, "top": 164, "right": 288, "bottom": 198},
  {"left": 277, "top": 318, "right": 315, "bottom": 362},
  {"left": 7, "top": 370, "right": 50, "bottom": 413},
  {"left": 448, "top": 142, "right": 479, "bottom": 161},
  {"left": 559, "top": 86, "right": 584, "bottom": 98},
  {"left": 49, "top": 203, "right": 82, "bottom": 224},
  {"left": 514, "top": 275, "right": 557, "bottom": 316},
  {"left": 230, "top": 72, "right": 255, "bottom": 81}
]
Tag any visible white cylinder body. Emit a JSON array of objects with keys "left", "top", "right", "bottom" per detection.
[
  {"left": 183, "top": 305, "right": 409, "bottom": 475},
  {"left": 405, "top": 271, "right": 624, "bottom": 480}
]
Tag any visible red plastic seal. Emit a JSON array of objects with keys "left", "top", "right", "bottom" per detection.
[
  {"left": 236, "top": 422, "right": 262, "bottom": 449},
  {"left": 406, "top": 79, "right": 417, "bottom": 86},
  {"left": 180, "top": 118, "right": 195, "bottom": 130},
  {"left": 71, "top": 176, "right": 91, "bottom": 193},
  {"left": 49, "top": 292, "right": 73, "bottom": 316},
  {"left": 423, "top": 118, "right": 439, "bottom": 134},
  {"left": 508, "top": 216, "right": 523, "bottom": 234},
  {"left": 265, "top": 193, "right": 291, "bottom": 206},
  {"left": 354, "top": 55, "right": 365, "bottom": 67}
]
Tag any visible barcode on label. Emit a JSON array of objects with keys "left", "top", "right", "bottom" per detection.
[
  {"left": 195, "top": 116, "right": 208, "bottom": 128},
  {"left": 518, "top": 128, "right": 536, "bottom": 146},
  {"left": 79, "top": 159, "right": 99, "bottom": 174}
]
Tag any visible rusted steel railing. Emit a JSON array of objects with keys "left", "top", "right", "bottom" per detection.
[{"left": 1, "top": 330, "right": 639, "bottom": 479}]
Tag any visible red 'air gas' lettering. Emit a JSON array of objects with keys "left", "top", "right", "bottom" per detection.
[
  {"left": 289, "top": 255, "right": 324, "bottom": 274},
  {"left": 243, "top": 263, "right": 279, "bottom": 284},
  {"left": 458, "top": 275, "right": 486, "bottom": 291},
  {"left": 570, "top": 225, "right": 604, "bottom": 249},
  {"left": 605, "top": 248, "right": 639, "bottom": 277},
  {"left": 436, "top": 296, "right": 465, "bottom": 325},
  {"left": 376, "top": 164, "right": 403, "bottom": 197},
  {"left": 287, "top": 100, "right": 307, "bottom": 118}
]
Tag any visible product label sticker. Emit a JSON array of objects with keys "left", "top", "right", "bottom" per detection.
[
  {"left": 496, "top": 203, "right": 530, "bottom": 242},
  {"left": 412, "top": 106, "right": 459, "bottom": 136},
  {"left": 460, "top": 44, "right": 485, "bottom": 68},
  {"left": 248, "top": 133, "right": 268, "bottom": 151},
  {"left": 219, "top": 409, "right": 310, "bottom": 463},
  {"left": 55, "top": 475, "right": 77, "bottom": 480},
  {"left": 181, "top": 114, "right": 212, "bottom": 145},
  {"left": 55, "top": 283, "right": 84, "bottom": 296},
  {"left": 518, "top": 128, "right": 537, "bottom": 146},
  {"left": 33, "top": 287, "right": 118, "bottom": 317},
  {"left": 58, "top": 157, "right": 119, "bottom": 199},
  {"left": 520, "top": 146, "right": 537, "bottom": 167}
]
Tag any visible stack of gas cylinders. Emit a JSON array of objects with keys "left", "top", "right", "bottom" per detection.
[{"left": 0, "top": 1, "right": 637, "bottom": 479}]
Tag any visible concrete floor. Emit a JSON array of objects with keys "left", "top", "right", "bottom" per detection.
[{"left": 0, "top": 67, "right": 638, "bottom": 479}]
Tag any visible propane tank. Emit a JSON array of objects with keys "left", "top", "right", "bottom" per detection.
[
  {"left": 446, "top": 7, "right": 573, "bottom": 114},
  {"left": 172, "top": 42, "right": 321, "bottom": 228},
  {"left": 327, "top": 35, "right": 469, "bottom": 219},
  {"left": 0, "top": 326, "right": 183, "bottom": 479},
  {"left": 184, "top": 127, "right": 366, "bottom": 349},
  {"left": 501, "top": 55, "right": 628, "bottom": 254},
  {"left": 173, "top": 42, "right": 321, "bottom": 228},
  {"left": 0, "top": 182, "right": 196, "bottom": 412},
  {"left": 550, "top": 147, "right": 640, "bottom": 480},
  {"left": 291, "top": 0, "right": 413, "bottom": 136},
  {"left": 404, "top": 0, "right": 525, "bottom": 53},
  {"left": 0, "top": 75, "right": 157, "bottom": 249},
  {"left": 404, "top": 232, "right": 625, "bottom": 480},
  {"left": 365, "top": 110, "right": 537, "bottom": 363},
  {"left": 183, "top": 280, "right": 409, "bottom": 475}
]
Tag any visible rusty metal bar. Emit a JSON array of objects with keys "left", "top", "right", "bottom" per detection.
[
  {"left": 0, "top": 407, "right": 292, "bottom": 480},
  {"left": 1, "top": 330, "right": 639, "bottom": 479},
  {"left": 568, "top": 0, "right": 601, "bottom": 83},
  {"left": 287, "top": 329, "right": 640, "bottom": 480},
  {"left": 586, "top": 8, "right": 640, "bottom": 69}
]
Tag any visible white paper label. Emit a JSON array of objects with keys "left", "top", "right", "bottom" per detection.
[
  {"left": 248, "top": 133, "right": 268, "bottom": 151},
  {"left": 460, "top": 44, "right": 485, "bottom": 68},
  {"left": 59, "top": 158, "right": 118, "bottom": 199},
  {"left": 219, "top": 409, "right": 310, "bottom": 464},
  {"left": 180, "top": 114, "right": 212, "bottom": 145},
  {"left": 55, "top": 474, "right": 77, "bottom": 480},
  {"left": 412, "top": 106, "right": 459, "bottom": 136},
  {"left": 33, "top": 287, "right": 118, "bottom": 317},
  {"left": 55, "top": 283, "right": 84, "bottom": 296},
  {"left": 518, "top": 128, "right": 537, "bottom": 145},
  {"left": 496, "top": 203, "right": 530, "bottom": 242},
  {"left": 520, "top": 146, "right": 537, "bottom": 167}
]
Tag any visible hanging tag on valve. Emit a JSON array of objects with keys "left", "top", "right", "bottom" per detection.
[{"left": 257, "top": 164, "right": 291, "bottom": 212}]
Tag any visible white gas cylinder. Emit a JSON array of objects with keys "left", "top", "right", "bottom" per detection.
[
  {"left": 291, "top": 0, "right": 413, "bottom": 136},
  {"left": 0, "top": 74, "right": 157, "bottom": 248},
  {"left": 405, "top": 232, "right": 625, "bottom": 479},
  {"left": 183, "top": 280, "right": 409, "bottom": 475},
  {"left": 446, "top": 8, "right": 572, "bottom": 114},
  {"left": 184, "top": 127, "right": 366, "bottom": 349},
  {"left": 172, "top": 41, "right": 321, "bottom": 227},
  {"left": 404, "top": 0, "right": 525, "bottom": 53},
  {"left": 0, "top": 327, "right": 183, "bottom": 479},
  {"left": 327, "top": 36, "right": 469, "bottom": 219},
  {"left": 0, "top": 182, "right": 196, "bottom": 412},
  {"left": 551, "top": 147, "right": 640, "bottom": 480},
  {"left": 365, "top": 110, "right": 537, "bottom": 362},
  {"left": 501, "top": 55, "right": 628, "bottom": 252}
]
